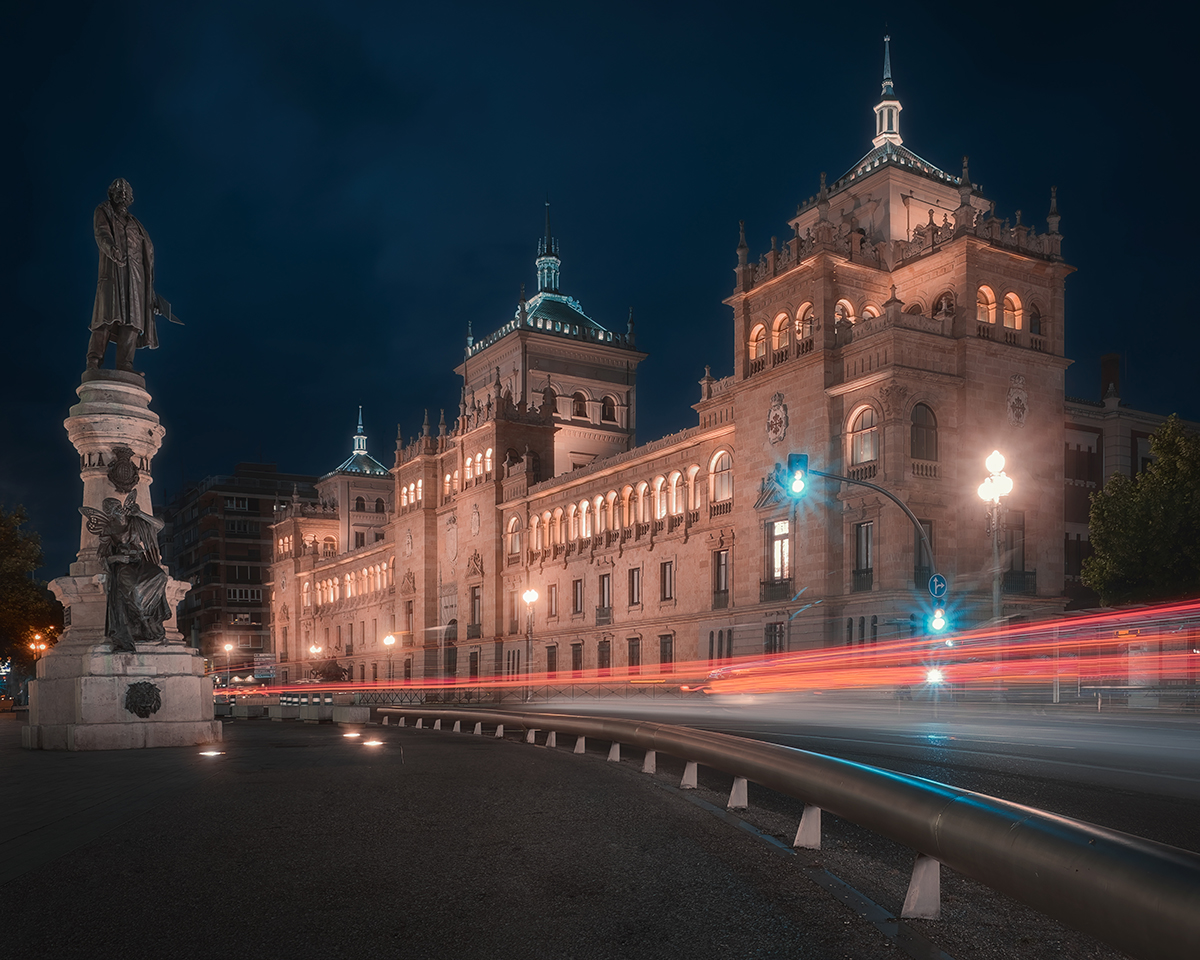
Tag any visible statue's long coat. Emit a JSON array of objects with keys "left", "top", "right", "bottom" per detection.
[{"left": 90, "top": 200, "right": 159, "bottom": 348}]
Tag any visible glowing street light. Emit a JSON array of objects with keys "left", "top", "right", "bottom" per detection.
[
  {"left": 383, "top": 634, "right": 396, "bottom": 683},
  {"left": 522, "top": 588, "right": 538, "bottom": 702},
  {"left": 977, "top": 450, "right": 1014, "bottom": 621},
  {"left": 224, "top": 642, "right": 233, "bottom": 692}
]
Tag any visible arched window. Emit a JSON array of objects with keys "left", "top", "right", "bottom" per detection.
[
  {"left": 507, "top": 516, "right": 521, "bottom": 556},
  {"left": 796, "top": 303, "right": 815, "bottom": 340},
  {"left": 484, "top": 448, "right": 493, "bottom": 474},
  {"left": 568, "top": 504, "right": 578, "bottom": 540},
  {"left": 302, "top": 582, "right": 311, "bottom": 608},
  {"left": 375, "top": 497, "right": 385, "bottom": 513},
  {"left": 911, "top": 403, "right": 938, "bottom": 462},
  {"left": 835, "top": 300, "right": 855, "bottom": 324},
  {"left": 850, "top": 408, "right": 878, "bottom": 465},
  {"left": 323, "top": 536, "right": 336, "bottom": 558},
  {"left": 593, "top": 495, "right": 605, "bottom": 533},
  {"left": 861, "top": 304, "right": 880, "bottom": 319},
  {"left": 600, "top": 396, "right": 617, "bottom": 422},
  {"left": 465, "top": 456, "right": 473, "bottom": 481},
  {"left": 620, "top": 486, "right": 634, "bottom": 528},
  {"left": 976, "top": 285, "right": 996, "bottom": 324},
  {"left": 668, "top": 472, "right": 683, "bottom": 515},
  {"left": 712, "top": 451, "right": 733, "bottom": 503},
  {"left": 1002, "top": 293, "right": 1021, "bottom": 330},
  {"left": 572, "top": 393, "right": 588, "bottom": 418},
  {"left": 1029, "top": 306, "right": 1042, "bottom": 336},
  {"left": 474, "top": 453, "right": 483, "bottom": 478},
  {"left": 749, "top": 324, "right": 766, "bottom": 359},
  {"left": 415, "top": 481, "right": 421, "bottom": 502},
  {"left": 407, "top": 483, "right": 415, "bottom": 505},
  {"left": 635, "top": 481, "right": 649, "bottom": 523},
  {"left": 904, "top": 302, "right": 923, "bottom": 315},
  {"left": 452, "top": 469, "right": 459, "bottom": 491},
  {"left": 355, "top": 496, "right": 366, "bottom": 512},
  {"left": 579, "top": 501, "right": 591, "bottom": 538},
  {"left": 653, "top": 477, "right": 667, "bottom": 520},
  {"left": 401, "top": 486, "right": 408, "bottom": 508},
  {"left": 551, "top": 508, "right": 562, "bottom": 544},
  {"left": 530, "top": 515, "right": 541, "bottom": 551},
  {"left": 444, "top": 474, "right": 451, "bottom": 498},
  {"left": 772, "top": 312, "right": 791, "bottom": 349}
]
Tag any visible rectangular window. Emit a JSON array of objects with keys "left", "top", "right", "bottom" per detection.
[
  {"left": 659, "top": 634, "right": 673, "bottom": 673},
  {"left": 354, "top": 531, "right": 366, "bottom": 549},
  {"left": 854, "top": 522, "right": 874, "bottom": 592},
  {"left": 598, "top": 573, "right": 612, "bottom": 609},
  {"left": 405, "top": 600, "right": 414, "bottom": 634},
  {"left": 548, "top": 583, "right": 559, "bottom": 618},
  {"left": 915, "top": 520, "right": 933, "bottom": 582},
  {"left": 597, "top": 639, "right": 611, "bottom": 674},
  {"left": 571, "top": 643, "right": 583, "bottom": 676},
  {"left": 628, "top": 567, "right": 642, "bottom": 605},
  {"left": 546, "top": 645, "right": 557, "bottom": 677},
  {"left": 770, "top": 520, "right": 790, "bottom": 581},
  {"left": 660, "top": 561, "right": 674, "bottom": 601},
  {"left": 1006, "top": 511, "right": 1026, "bottom": 571},
  {"left": 225, "top": 588, "right": 262, "bottom": 602},
  {"left": 764, "top": 622, "right": 785, "bottom": 655},
  {"left": 572, "top": 579, "right": 584, "bottom": 615},
  {"left": 627, "top": 638, "right": 640, "bottom": 674},
  {"left": 713, "top": 549, "right": 729, "bottom": 608},
  {"left": 470, "top": 586, "right": 482, "bottom": 625}
]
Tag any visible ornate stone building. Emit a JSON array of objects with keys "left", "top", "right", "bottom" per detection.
[{"left": 269, "top": 40, "right": 1079, "bottom": 685}]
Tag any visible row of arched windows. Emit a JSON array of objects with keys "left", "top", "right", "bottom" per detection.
[
  {"left": 976, "top": 286, "right": 1043, "bottom": 334},
  {"left": 847, "top": 403, "right": 939, "bottom": 466},
  {"left": 399, "top": 482, "right": 423, "bottom": 507},
  {"left": 569, "top": 392, "right": 619, "bottom": 422},
  {"left": 353, "top": 496, "right": 387, "bottom": 513},
  {"left": 310, "top": 560, "right": 395, "bottom": 607},
  {"left": 511, "top": 450, "right": 735, "bottom": 552}
]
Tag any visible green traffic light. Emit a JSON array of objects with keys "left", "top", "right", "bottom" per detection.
[
  {"left": 786, "top": 453, "right": 808, "bottom": 499},
  {"left": 931, "top": 608, "right": 947, "bottom": 632}
]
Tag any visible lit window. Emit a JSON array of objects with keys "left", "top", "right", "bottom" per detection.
[
  {"left": 850, "top": 408, "right": 878, "bottom": 464},
  {"left": 749, "top": 324, "right": 766, "bottom": 359},
  {"left": 712, "top": 452, "right": 733, "bottom": 502},
  {"left": 910, "top": 403, "right": 938, "bottom": 461},
  {"left": 1003, "top": 294, "right": 1021, "bottom": 330},
  {"left": 976, "top": 285, "right": 996, "bottom": 324}
]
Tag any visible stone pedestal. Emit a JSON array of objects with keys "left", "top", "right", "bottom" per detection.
[{"left": 24, "top": 369, "right": 222, "bottom": 750}]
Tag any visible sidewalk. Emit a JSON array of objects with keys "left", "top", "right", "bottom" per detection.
[{"left": 1, "top": 713, "right": 914, "bottom": 960}]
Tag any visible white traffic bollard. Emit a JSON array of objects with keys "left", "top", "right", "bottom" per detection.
[
  {"left": 680, "top": 761, "right": 698, "bottom": 789},
  {"left": 728, "top": 776, "right": 748, "bottom": 810}
]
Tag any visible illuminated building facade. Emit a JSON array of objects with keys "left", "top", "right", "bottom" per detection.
[{"left": 270, "top": 40, "right": 1082, "bottom": 684}]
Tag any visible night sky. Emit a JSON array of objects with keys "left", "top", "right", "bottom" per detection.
[{"left": 3, "top": 1, "right": 1196, "bottom": 580}]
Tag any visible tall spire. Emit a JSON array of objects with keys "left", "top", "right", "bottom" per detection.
[
  {"left": 353, "top": 408, "right": 368, "bottom": 455},
  {"left": 536, "top": 199, "right": 561, "bottom": 293},
  {"left": 872, "top": 34, "right": 903, "bottom": 148}
]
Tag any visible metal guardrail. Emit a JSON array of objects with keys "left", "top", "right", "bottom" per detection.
[{"left": 378, "top": 707, "right": 1200, "bottom": 960}]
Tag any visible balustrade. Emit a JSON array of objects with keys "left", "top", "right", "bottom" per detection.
[
  {"left": 709, "top": 500, "right": 732, "bottom": 519},
  {"left": 848, "top": 462, "right": 877, "bottom": 482},
  {"left": 911, "top": 460, "right": 939, "bottom": 480},
  {"left": 759, "top": 578, "right": 793, "bottom": 603}
]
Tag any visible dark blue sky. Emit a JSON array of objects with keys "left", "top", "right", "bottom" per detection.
[{"left": 3, "top": 1, "right": 1194, "bottom": 578}]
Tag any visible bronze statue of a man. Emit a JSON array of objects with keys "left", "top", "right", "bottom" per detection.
[{"left": 88, "top": 178, "right": 161, "bottom": 371}]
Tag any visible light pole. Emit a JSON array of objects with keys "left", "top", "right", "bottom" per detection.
[
  {"left": 383, "top": 634, "right": 395, "bottom": 684},
  {"left": 223, "top": 642, "right": 234, "bottom": 696},
  {"left": 522, "top": 588, "right": 538, "bottom": 702},
  {"left": 977, "top": 450, "right": 1014, "bottom": 622},
  {"left": 29, "top": 634, "right": 47, "bottom": 673},
  {"left": 309, "top": 643, "right": 322, "bottom": 680}
]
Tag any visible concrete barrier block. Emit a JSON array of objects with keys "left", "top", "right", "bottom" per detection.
[
  {"left": 794, "top": 804, "right": 821, "bottom": 849},
  {"left": 473, "top": 721, "right": 482, "bottom": 735},
  {"left": 494, "top": 724, "right": 504, "bottom": 738},
  {"left": 728, "top": 776, "right": 748, "bottom": 810},
  {"left": 332, "top": 706, "right": 370, "bottom": 724},
  {"left": 642, "top": 750, "right": 656, "bottom": 774},
  {"left": 901, "top": 854, "right": 940, "bottom": 919},
  {"left": 607, "top": 742, "right": 620, "bottom": 762},
  {"left": 546, "top": 731, "right": 556, "bottom": 748},
  {"left": 681, "top": 761, "right": 697, "bottom": 789},
  {"left": 268, "top": 705, "right": 300, "bottom": 721},
  {"left": 574, "top": 735, "right": 586, "bottom": 755},
  {"left": 453, "top": 720, "right": 461, "bottom": 732},
  {"left": 433, "top": 719, "right": 442, "bottom": 730}
]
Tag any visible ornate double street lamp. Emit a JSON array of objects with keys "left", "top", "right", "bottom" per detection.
[
  {"left": 522, "top": 588, "right": 538, "bottom": 702},
  {"left": 308, "top": 643, "right": 322, "bottom": 680},
  {"left": 977, "top": 450, "right": 1014, "bottom": 622},
  {"left": 29, "top": 634, "right": 47, "bottom": 663}
]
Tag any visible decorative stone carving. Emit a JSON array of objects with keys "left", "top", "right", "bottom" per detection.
[
  {"left": 880, "top": 382, "right": 910, "bottom": 419},
  {"left": 106, "top": 444, "right": 140, "bottom": 494},
  {"left": 765, "top": 393, "right": 789, "bottom": 445},
  {"left": 1007, "top": 374, "right": 1028, "bottom": 427},
  {"left": 124, "top": 680, "right": 162, "bottom": 719},
  {"left": 404, "top": 528, "right": 413, "bottom": 556},
  {"left": 466, "top": 550, "right": 484, "bottom": 579},
  {"left": 471, "top": 503, "right": 480, "bottom": 537},
  {"left": 446, "top": 515, "right": 457, "bottom": 561},
  {"left": 401, "top": 570, "right": 416, "bottom": 595}
]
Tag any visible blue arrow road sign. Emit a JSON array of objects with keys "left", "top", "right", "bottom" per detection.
[{"left": 928, "top": 574, "right": 948, "bottom": 599}]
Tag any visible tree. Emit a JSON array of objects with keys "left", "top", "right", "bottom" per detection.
[
  {"left": 1082, "top": 416, "right": 1200, "bottom": 605},
  {"left": 0, "top": 505, "right": 63, "bottom": 662}
]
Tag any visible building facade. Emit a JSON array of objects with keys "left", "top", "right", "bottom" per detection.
[
  {"left": 161, "top": 462, "right": 319, "bottom": 671},
  {"left": 269, "top": 42, "right": 1084, "bottom": 686}
]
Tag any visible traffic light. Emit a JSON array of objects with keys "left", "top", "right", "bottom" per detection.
[
  {"left": 786, "top": 453, "right": 809, "bottom": 498},
  {"left": 930, "top": 606, "right": 948, "bottom": 633}
]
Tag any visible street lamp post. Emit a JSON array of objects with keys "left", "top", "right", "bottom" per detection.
[
  {"left": 383, "top": 634, "right": 395, "bottom": 686},
  {"left": 223, "top": 642, "right": 234, "bottom": 697},
  {"left": 522, "top": 588, "right": 538, "bottom": 703},
  {"left": 28, "top": 634, "right": 47, "bottom": 674},
  {"left": 309, "top": 643, "right": 322, "bottom": 680},
  {"left": 977, "top": 450, "right": 1014, "bottom": 622}
]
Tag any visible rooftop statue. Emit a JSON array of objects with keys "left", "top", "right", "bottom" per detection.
[
  {"left": 80, "top": 493, "right": 172, "bottom": 652},
  {"left": 87, "top": 178, "right": 180, "bottom": 371}
]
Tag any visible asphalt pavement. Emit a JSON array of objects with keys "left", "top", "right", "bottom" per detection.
[{"left": 1, "top": 710, "right": 1132, "bottom": 960}]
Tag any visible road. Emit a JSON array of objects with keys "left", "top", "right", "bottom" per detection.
[{"left": 525, "top": 693, "right": 1200, "bottom": 853}]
